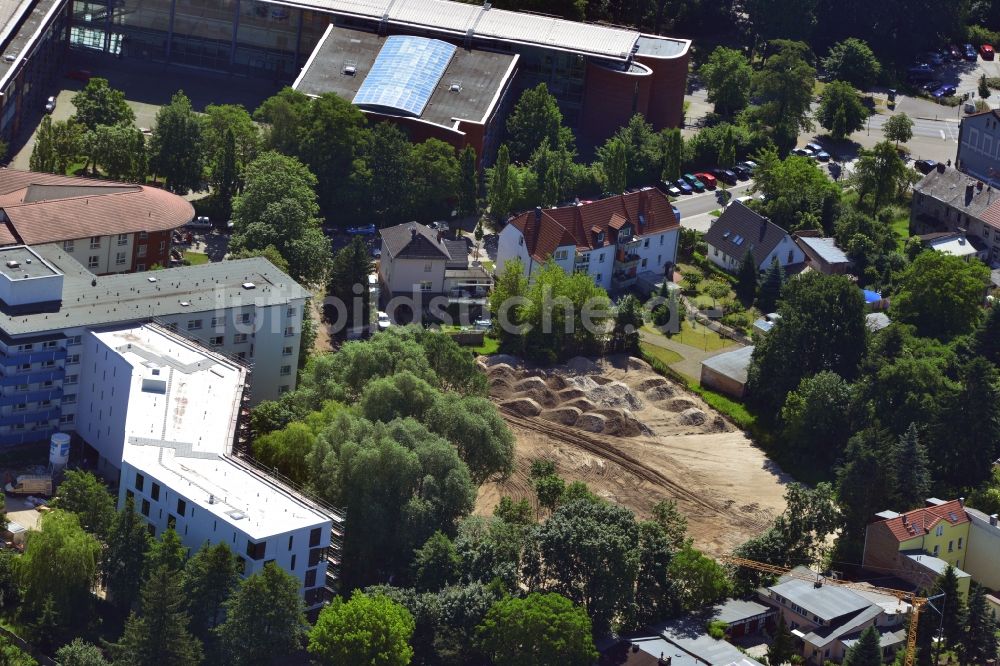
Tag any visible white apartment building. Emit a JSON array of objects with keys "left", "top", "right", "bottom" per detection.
[
  {"left": 496, "top": 189, "right": 681, "bottom": 292},
  {"left": 0, "top": 244, "right": 309, "bottom": 449},
  {"left": 76, "top": 324, "right": 341, "bottom": 608}
]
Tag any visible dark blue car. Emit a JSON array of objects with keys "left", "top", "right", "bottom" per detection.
[
  {"left": 675, "top": 179, "right": 693, "bottom": 194},
  {"left": 965, "top": 43, "right": 978, "bottom": 61},
  {"left": 932, "top": 84, "right": 957, "bottom": 98}
]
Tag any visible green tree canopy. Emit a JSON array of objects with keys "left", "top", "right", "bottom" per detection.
[
  {"left": 964, "top": 583, "right": 998, "bottom": 665},
  {"left": 745, "top": 0, "right": 817, "bottom": 41},
  {"left": 54, "top": 639, "right": 110, "bottom": 666},
  {"left": 821, "top": 38, "right": 882, "bottom": 89},
  {"left": 883, "top": 113, "right": 914, "bottom": 148},
  {"left": 253, "top": 87, "right": 310, "bottom": 156},
  {"left": 750, "top": 40, "right": 816, "bottom": 150},
  {"left": 601, "top": 137, "right": 628, "bottom": 195},
  {"left": 850, "top": 140, "right": 911, "bottom": 213},
  {"left": 458, "top": 145, "right": 479, "bottom": 216},
  {"left": 217, "top": 563, "right": 306, "bottom": 666},
  {"left": 102, "top": 497, "right": 151, "bottom": 613},
  {"left": 817, "top": 80, "right": 868, "bottom": 140},
  {"left": 112, "top": 566, "right": 203, "bottom": 666},
  {"left": 750, "top": 147, "right": 841, "bottom": 232},
  {"left": 667, "top": 544, "right": 731, "bottom": 610},
  {"left": 30, "top": 117, "right": 84, "bottom": 175},
  {"left": 476, "top": 593, "right": 597, "bottom": 666},
  {"left": 780, "top": 371, "right": 854, "bottom": 464},
  {"left": 308, "top": 590, "right": 415, "bottom": 666},
  {"left": 487, "top": 144, "right": 515, "bottom": 222},
  {"left": 506, "top": 84, "right": 570, "bottom": 161},
  {"left": 891, "top": 251, "right": 989, "bottom": 339},
  {"left": 52, "top": 470, "right": 116, "bottom": 539},
  {"left": 325, "top": 235, "right": 374, "bottom": 338},
  {"left": 149, "top": 90, "right": 204, "bottom": 194},
  {"left": 87, "top": 123, "right": 147, "bottom": 182},
  {"left": 700, "top": 47, "right": 753, "bottom": 117},
  {"left": 71, "top": 78, "right": 134, "bottom": 131},
  {"left": 182, "top": 542, "right": 241, "bottom": 642},
  {"left": 409, "top": 138, "right": 460, "bottom": 222}
]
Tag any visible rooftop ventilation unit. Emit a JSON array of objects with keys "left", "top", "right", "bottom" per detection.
[
  {"left": 179, "top": 300, "right": 191, "bottom": 307},
  {"left": 241, "top": 282, "right": 256, "bottom": 290},
  {"left": 449, "top": 82, "right": 462, "bottom": 93},
  {"left": 227, "top": 509, "right": 247, "bottom": 520},
  {"left": 5, "top": 260, "right": 18, "bottom": 269},
  {"left": 147, "top": 276, "right": 157, "bottom": 283},
  {"left": 3, "top": 54, "right": 16, "bottom": 63},
  {"left": 343, "top": 64, "right": 357, "bottom": 76}
]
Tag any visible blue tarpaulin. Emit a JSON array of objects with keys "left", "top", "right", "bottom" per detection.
[{"left": 862, "top": 289, "right": 882, "bottom": 304}]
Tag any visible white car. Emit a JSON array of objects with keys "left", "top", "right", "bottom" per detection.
[
  {"left": 377, "top": 311, "right": 391, "bottom": 330},
  {"left": 44, "top": 96, "right": 56, "bottom": 113},
  {"left": 473, "top": 318, "right": 491, "bottom": 331}
]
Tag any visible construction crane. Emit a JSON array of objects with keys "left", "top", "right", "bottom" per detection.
[{"left": 720, "top": 555, "right": 934, "bottom": 666}]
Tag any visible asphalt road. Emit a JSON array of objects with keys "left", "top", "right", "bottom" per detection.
[{"left": 672, "top": 182, "right": 754, "bottom": 218}]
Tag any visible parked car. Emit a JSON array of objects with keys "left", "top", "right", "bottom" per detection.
[
  {"left": 732, "top": 164, "right": 751, "bottom": 180},
  {"left": 791, "top": 147, "right": 812, "bottom": 158},
  {"left": 473, "top": 318, "right": 491, "bottom": 331},
  {"left": 814, "top": 150, "right": 831, "bottom": 162},
  {"left": 965, "top": 43, "right": 978, "bottom": 60},
  {"left": 377, "top": 311, "right": 391, "bottom": 330},
  {"left": 65, "top": 69, "right": 92, "bottom": 82},
  {"left": 982, "top": 44, "right": 996, "bottom": 60},
  {"left": 915, "top": 159, "right": 939, "bottom": 174},
  {"left": 695, "top": 172, "right": 717, "bottom": 188},
  {"left": 933, "top": 84, "right": 957, "bottom": 98},
  {"left": 740, "top": 160, "right": 759, "bottom": 172},
  {"left": 921, "top": 52, "right": 944, "bottom": 66},
  {"left": 429, "top": 221, "right": 449, "bottom": 232},
  {"left": 712, "top": 168, "right": 737, "bottom": 185},
  {"left": 922, "top": 79, "right": 943, "bottom": 92},
  {"left": 947, "top": 44, "right": 963, "bottom": 60},
  {"left": 682, "top": 173, "right": 705, "bottom": 192},
  {"left": 346, "top": 223, "right": 377, "bottom": 235},
  {"left": 674, "top": 179, "right": 693, "bottom": 194},
  {"left": 43, "top": 96, "right": 56, "bottom": 113},
  {"left": 186, "top": 216, "right": 212, "bottom": 230},
  {"left": 665, "top": 183, "right": 683, "bottom": 197},
  {"left": 805, "top": 142, "right": 824, "bottom": 153},
  {"left": 907, "top": 64, "right": 935, "bottom": 80}
]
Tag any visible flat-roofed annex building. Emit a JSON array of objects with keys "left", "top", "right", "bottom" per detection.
[
  {"left": 80, "top": 323, "right": 341, "bottom": 608},
  {"left": 0, "top": 169, "right": 195, "bottom": 274}
]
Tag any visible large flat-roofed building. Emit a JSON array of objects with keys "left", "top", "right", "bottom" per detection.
[
  {"left": 294, "top": 29, "right": 518, "bottom": 163},
  {"left": 0, "top": 169, "right": 194, "bottom": 274},
  {"left": 79, "top": 323, "right": 341, "bottom": 608},
  {"left": 0, "top": 243, "right": 309, "bottom": 448}
]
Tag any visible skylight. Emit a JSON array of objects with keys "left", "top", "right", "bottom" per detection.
[{"left": 353, "top": 36, "right": 457, "bottom": 118}]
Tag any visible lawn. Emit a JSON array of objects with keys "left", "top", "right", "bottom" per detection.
[
  {"left": 473, "top": 336, "right": 500, "bottom": 355},
  {"left": 183, "top": 250, "right": 210, "bottom": 265},
  {"left": 640, "top": 342, "right": 683, "bottom": 366},
  {"left": 889, "top": 213, "right": 911, "bottom": 250},
  {"left": 643, "top": 321, "right": 732, "bottom": 352}
]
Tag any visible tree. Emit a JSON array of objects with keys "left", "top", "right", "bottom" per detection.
[
  {"left": 850, "top": 140, "right": 910, "bottom": 213},
  {"left": 229, "top": 151, "right": 331, "bottom": 284},
  {"left": 667, "top": 544, "right": 731, "bottom": 610},
  {"left": 660, "top": 128, "right": 683, "bottom": 182},
  {"left": 71, "top": 78, "right": 134, "bottom": 131},
  {"left": 476, "top": 593, "right": 597, "bottom": 666},
  {"left": 602, "top": 138, "right": 628, "bottom": 194},
  {"left": 751, "top": 40, "right": 816, "bottom": 150},
  {"left": 201, "top": 104, "right": 261, "bottom": 210},
  {"left": 30, "top": 117, "right": 84, "bottom": 175},
  {"left": 217, "top": 563, "right": 306, "bottom": 666},
  {"left": 750, "top": 147, "right": 841, "bottom": 232},
  {"left": 534, "top": 474, "right": 566, "bottom": 514},
  {"left": 88, "top": 123, "right": 147, "bottom": 182},
  {"left": 183, "top": 542, "right": 240, "bottom": 642},
  {"left": 840, "top": 625, "right": 881, "bottom": 666},
  {"left": 52, "top": 470, "right": 115, "bottom": 539},
  {"left": 981, "top": 74, "right": 991, "bottom": 100},
  {"left": 735, "top": 248, "right": 758, "bottom": 303},
  {"left": 253, "top": 87, "right": 310, "bottom": 156},
  {"left": 883, "top": 113, "right": 914, "bottom": 148},
  {"left": 308, "top": 591, "right": 415, "bottom": 666},
  {"left": 700, "top": 47, "right": 752, "bottom": 117},
  {"left": 102, "top": 497, "right": 151, "bottom": 613},
  {"left": 506, "top": 84, "right": 569, "bottom": 161},
  {"left": 112, "top": 566, "right": 203, "bottom": 666},
  {"left": 822, "top": 38, "right": 881, "bottom": 89},
  {"left": 413, "top": 531, "right": 460, "bottom": 592},
  {"left": 149, "top": 90, "right": 204, "bottom": 194},
  {"left": 491, "top": 257, "right": 529, "bottom": 352},
  {"left": 612, "top": 294, "right": 644, "bottom": 353},
  {"left": 780, "top": 371, "right": 853, "bottom": 463},
  {"left": 747, "top": 272, "right": 866, "bottom": 419},
  {"left": 891, "top": 424, "right": 931, "bottom": 508},
  {"left": 487, "top": 144, "right": 515, "bottom": 222},
  {"left": 891, "top": 251, "right": 989, "bottom": 340},
  {"left": 817, "top": 80, "right": 868, "bottom": 140},
  {"left": 745, "top": 0, "right": 817, "bottom": 41},
  {"left": 976, "top": 304, "right": 1000, "bottom": 366},
  {"left": 325, "top": 235, "right": 374, "bottom": 337},
  {"left": 767, "top": 615, "right": 796, "bottom": 666},
  {"left": 143, "top": 527, "right": 187, "bottom": 579},
  {"left": 227, "top": 245, "right": 289, "bottom": 273},
  {"left": 363, "top": 123, "right": 412, "bottom": 227},
  {"left": 458, "top": 145, "right": 479, "bottom": 217},
  {"left": 933, "top": 357, "right": 1000, "bottom": 493},
  {"left": 0, "top": 636, "right": 37, "bottom": 666},
  {"left": 54, "top": 639, "right": 110, "bottom": 666},
  {"left": 756, "top": 257, "right": 785, "bottom": 312},
  {"left": 963, "top": 583, "right": 998, "bottom": 666},
  {"left": 937, "top": 565, "right": 968, "bottom": 652},
  {"left": 409, "top": 138, "right": 460, "bottom": 221},
  {"left": 423, "top": 395, "right": 515, "bottom": 484},
  {"left": 30, "top": 116, "right": 58, "bottom": 174}
]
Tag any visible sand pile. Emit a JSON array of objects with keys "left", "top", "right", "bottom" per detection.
[
  {"left": 502, "top": 398, "right": 542, "bottom": 417},
  {"left": 541, "top": 406, "right": 582, "bottom": 426},
  {"left": 679, "top": 408, "right": 708, "bottom": 426}
]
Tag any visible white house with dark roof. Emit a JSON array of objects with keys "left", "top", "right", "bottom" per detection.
[
  {"left": 704, "top": 201, "right": 804, "bottom": 274},
  {"left": 378, "top": 222, "right": 490, "bottom": 299}
]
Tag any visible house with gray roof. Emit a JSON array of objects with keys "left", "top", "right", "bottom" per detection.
[
  {"left": 704, "top": 201, "right": 804, "bottom": 274},
  {"left": 794, "top": 235, "right": 853, "bottom": 275},
  {"left": 378, "top": 222, "right": 490, "bottom": 302},
  {"left": 910, "top": 164, "right": 1000, "bottom": 265}
]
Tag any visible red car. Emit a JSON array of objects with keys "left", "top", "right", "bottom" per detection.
[
  {"left": 981, "top": 44, "right": 995, "bottom": 60},
  {"left": 694, "top": 172, "right": 717, "bottom": 189},
  {"left": 65, "top": 69, "right": 92, "bottom": 82}
]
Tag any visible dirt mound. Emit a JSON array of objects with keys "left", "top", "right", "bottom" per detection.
[
  {"left": 557, "top": 388, "right": 587, "bottom": 401},
  {"left": 545, "top": 374, "right": 569, "bottom": 391},
  {"left": 644, "top": 385, "right": 675, "bottom": 401},
  {"left": 661, "top": 397, "right": 698, "bottom": 413},
  {"left": 636, "top": 377, "right": 670, "bottom": 391},
  {"left": 513, "top": 387, "right": 559, "bottom": 408},
  {"left": 592, "top": 409, "right": 650, "bottom": 437},
  {"left": 489, "top": 377, "right": 515, "bottom": 399},
  {"left": 484, "top": 354, "right": 522, "bottom": 367},
  {"left": 589, "top": 382, "right": 643, "bottom": 410},
  {"left": 565, "top": 356, "right": 599, "bottom": 375},
  {"left": 627, "top": 357, "right": 652, "bottom": 372},
  {"left": 541, "top": 406, "right": 582, "bottom": 426},
  {"left": 515, "top": 376, "right": 549, "bottom": 393},
  {"left": 564, "top": 398, "right": 597, "bottom": 412},
  {"left": 502, "top": 398, "right": 542, "bottom": 417},
  {"left": 703, "top": 415, "right": 732, "bottom": 433},
  {"left": 576, "top": 412, "right": 607, "bottom": 433},
  {"left": 678, "top": 408, "right": 707, "bottom": 426}
]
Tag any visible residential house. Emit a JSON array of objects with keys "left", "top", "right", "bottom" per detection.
[
  {"left": 917, "top": 231, "right": 987, "bottom": 262},
  {"left": 378, "top": 222, "right": 490, "bottom": 300},
  {"left": 496, "top": 189, "right": 681, "bottom": 292},
  {"left": 760, "top": 569, "right": 909, "bottom": 665},
  {"left": 600, "top": 612, "right": 766, "bottom": 666},
  {"left": 699, "top": 345, "right": 753, "bottom": 399},
  {"left": 862, "top": 499, "right": 973, "bottom": 600},
  {"left": 794, "top": 234, "right": 853, "bottom": 275},
  {"left": 909, "top": 164, "right": 1000, "bottom": 265},
  {"left": 704, "top": 201, "right": 804, "bottom": 274},
  {"left": 956, "top": 109, "right": 1000, "bottom": 188}
]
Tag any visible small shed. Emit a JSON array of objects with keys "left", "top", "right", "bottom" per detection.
[{"left": 700, "top": 346, "right": 754, "bottom": 399}]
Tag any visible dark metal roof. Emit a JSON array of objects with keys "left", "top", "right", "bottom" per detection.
[
  {"left": 704, "top": 201, "right": 788, "bottom": 269},
  {"left": 380, "top": 222, "right": 452, "bottom": 261}
]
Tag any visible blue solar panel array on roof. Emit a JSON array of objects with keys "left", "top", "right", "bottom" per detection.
[{"left": 352, "top": 36, "right": 457, "bottom": 118}]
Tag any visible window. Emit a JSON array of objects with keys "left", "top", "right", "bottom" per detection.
[
  {"left": 68, "top": 336, "right": 81, "bottom": 346},
  {"left": 210, "top": 316, "right": 221, "bottom": 328},
  {"left": 787, "top": 250, "right": 794, "bottom": 263},
  {"left": 137, "top": 245, "right": 147, "bottom": 258},
  {"left": 714, "top": 247, "right": 719, "bottom": 256},
  {"left": 309, "top": 527, "right": 322, "bottom": 547},
  {"left": 599, "top": 253, "right": 605, "bottom": 263},
  {"left": 159, "top": 241, "right": 166, "bottom": 250},
  {"left": 177, "top": 498, "right": 187, "bottom": 516},
  {"left": 167, "top": 514, "right": 176, "bottom": 530},
  {"left": 288, "top": 535, "right": 294, "bottom": 550},
  {"left": 240, "top": 313, "right": 252, "bottom": 324},
  {"left": 282, "top": 346, "right": 293, "bottom": 356},
  {"left": 948, "top": 540, "right": 954, "bottom": 552},
  {"left": 236, "top": 351, "right": 247, "bottom": 360},
  {"left": 233, "top": 333, "right": 248, "bottom": 344},
  {"left": 60, "top": 413, "right": 75, "bottom": 424},
  {"left": 554, "top": 250, "right": 568, "bottom": 261},
  {"left": 118, "top": 233, "right": 128, "bottom": 246},
  {"left": 141, "top": 499, "right": 150, "bottom": 517},
  {"left": 284, "top": 326, "right": 295, "bottom": 337},
  {"left": 115, "top": 252, "right": 126, "bottom": 265},
  {"left": 139, "top": 231, "right": 148, "bottom": 240},
  {"left": 89, "top": 236, "right": 101, "bottom": 249},
  {"left": 958, "top": 537, "right": 964, "bottom": 550},
  {"left": 660, "top": 235, "right": 664, "bottom": 246},
  {"left": 187, "top": 319, "right": 203, "bottom": 331},
  {"left": 419, "top": 281, "right": 432, "bottom": 292},
  {"left": 933, "top": 544, "right": 940, "bottom": 556},
  {"left": 43, "top": 340, "right": 57, "bottom": 350},
  {"left": 246, "top": 540, "right": 266, "bottom": 560},
  {"left": 643, "top": 239, "right": 649, "bottom": 248},
  {"left": 424, "top": 262, "right": 433, "bottom": 272},
  {"left": 63, "top": 240, "right": 74, "bottom": 252},
  {"left": 308, "top": 548, "right": 324, "bottom": 567},
  {"left": 209, "top": 336, "right": 223, "bottom": 347},
  {"left": 126, "top": 489, "right": 134, "bottom": 501},
  {"left": 595, "top": 274, "right": 602, "bottom": 282},
  {"left": 290, "top": 554, "right": 297, "bottom": 570},
  {"left": 151, "top": 482, "right": 160, "bottom": 501},
  {"left": 135, "top": 473, "right": 145, "bottom": 492},
  {"left": 13, "top": 403, "right": 26, "bottom": 412},
  {"left": 280, "top": 365, "right": 291, "bottom": 376},
  {"left": 518, "top": 237, "right": 524, "bottom": 246},
  {"left": 304, "top": 569, "right": 317, "bottom": 588},
  {"left": 137, "top": 263, "right": 145, "bottom": 271},
  {"left": 641, "top": 258, "right": 647, "bottom": 268},
  {"left": 63, "top": 393, "right": 76, "bottom": 404},
  {"left": 15, "top": 384, "right": 27, "bottom": 392},
  {"left": 286, "top": 307, "right": 296, "bottom": 317},
  {"left": 936, "top": 525, "right": 944, "bottom": 537},
  {"left": 88, "top": 256, "right": 99, "bottom": 269},
  {"left": 65, "top": 374, "right": 78, "bottom": 385},
  {"left": 67, "top": 354, "right": 80, "bottom": 364},
  {"left": 42, "top": 360, "right": 55, "bottom": 368},
  {"left": 279, "top": 384, "right": 290, "bottom": 394},
  {"left": 17, "top": 362, "right": 30, "bottom": 371}
]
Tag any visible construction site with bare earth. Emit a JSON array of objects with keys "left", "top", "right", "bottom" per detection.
[{"left": 476, "top": 353, "right": 790, "bottom": 557}]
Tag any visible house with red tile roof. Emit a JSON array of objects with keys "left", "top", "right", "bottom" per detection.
[
  {"left": 495, "top": 188, "right": 680, "bottom": 292},
  {"left": 0, "top": 169, "right": 194, "bottom": 274},
  {"left": 862, "top": 498, "right": 972, "bottom": 599}
]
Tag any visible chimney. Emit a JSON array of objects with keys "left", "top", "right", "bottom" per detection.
[
  {"left": 991, "top": 514, "right": 998, "bottom": 527},
  {"left": 409, "top": 225, "right": 417, "bottom": 238},
  {"left": 534, "top": 206, "right": 542, "bottom": 226},
  {"left": 978, "top": 181, "right": 985, "bottom": 191},
  {"left": 960, "top": 497, "right": 965, "bottom": 506},
  {"left": 759, "top": 218, "right": 767, "bottom": 241}
]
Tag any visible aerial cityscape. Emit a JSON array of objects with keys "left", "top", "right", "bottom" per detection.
[{"left": 0, "top": 0, "right": 998, "bottom": 664}]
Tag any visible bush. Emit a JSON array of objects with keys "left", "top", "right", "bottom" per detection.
[
  {"left": 967, "top": 24, "right": 1000, "bottom": 48},
  {"left": 722, "top": 311, "right": 753, "bottom": 332},
  {"left": 706, "top": 620, "right": 728, "bottom": 640}
]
